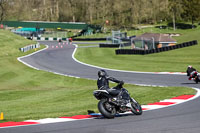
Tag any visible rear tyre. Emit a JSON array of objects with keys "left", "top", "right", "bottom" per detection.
[
  {"left": 130, "top": 99, "right": 142, "bottom": 115},
  {"left": 98, "top": 99, "right": 116, "bottom": 119},
  {"left": 195, "top": 77, "right": 199, "bottom": 84}
]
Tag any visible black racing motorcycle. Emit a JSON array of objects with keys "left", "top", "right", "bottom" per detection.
[
  {"left": 193, "top": 72, "right": 200, "bottom": 84},
  {"left": 189, "top": 71, "right": 200, "bottom": 84},
  {"left": 93, "top": 83, "right": 142, "bottom": 118}
]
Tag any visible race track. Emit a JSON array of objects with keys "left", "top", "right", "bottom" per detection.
[{"left": 2, "top": 41, "right": 200, "bottom": 133}]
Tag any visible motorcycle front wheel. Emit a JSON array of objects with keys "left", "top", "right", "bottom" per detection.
[
  {"left": 130, "top": 99, "right": 143, "bottom": 115},
  {"left": 98, "top": 99, "right": 116, "bottom": 119}
]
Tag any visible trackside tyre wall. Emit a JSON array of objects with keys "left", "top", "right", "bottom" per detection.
[
  {"left": 116, "top": 40, "right": 198, "bottom": 55},
  {"left": 98, "top": 99, "right": 116, "bottom": 119}
]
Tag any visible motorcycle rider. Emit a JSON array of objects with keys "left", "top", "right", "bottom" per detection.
[
  {"left": 187, "top": 65, "right": 196, "bottom": 76},
  {"left": 186, "top": 65, "right": 198, "bottom": 80},
  {"left": 97, "top": 69, "right": 124, "bottom": 99}
]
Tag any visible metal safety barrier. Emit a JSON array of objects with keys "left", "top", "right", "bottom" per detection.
[{"left": 19, "top": 43, "right": 40, "bottom": 52}]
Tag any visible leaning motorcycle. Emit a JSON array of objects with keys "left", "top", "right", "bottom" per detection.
[
  {"left": 189, "top": 71, "right": 200, "bottom": 84},
  {"left": 93, "top": 83, "right": 142, "bottom": 119},
  {"left": 194, "top": 73, "right": 200, "bottom": 84}
]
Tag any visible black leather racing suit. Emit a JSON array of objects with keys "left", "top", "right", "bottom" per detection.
[
  {"left": 187, "top": 67, "right": 196, "bottom": 76},
  {"left": 97, "top": 75, "right": 122, "bottom": 96},
  {"left": 187, "top": 67, "right": 197, "bottom": 80}
]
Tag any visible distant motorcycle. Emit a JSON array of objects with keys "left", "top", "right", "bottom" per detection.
[
  {"left": 93, "top": 82, "right": 142, "bottom": 118},
  {"left": 189, "top": 71, "right": 200, "bottom": 84}
]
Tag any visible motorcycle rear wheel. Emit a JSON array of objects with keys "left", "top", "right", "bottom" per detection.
[
  {"left": 130, "top": 99, "right": 143, "bottom": 115},
  {"left": 98, "top": 99, "right": 116, "bottom": 119},
  {"left": 195, "top": 77, "right": 199, "bottom": 84}
]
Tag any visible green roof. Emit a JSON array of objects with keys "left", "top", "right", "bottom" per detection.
[{"left": 2, "top": 21, "right": 88, "bottom": 30}]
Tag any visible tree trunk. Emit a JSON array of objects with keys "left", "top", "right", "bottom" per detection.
[
  {"left": 173, "top": 12, "right": 176, "bottom": 31},
  {"left": 73, "top": 15, "right": 75, "bottom": 22},
  {"left": 192, "top": 16, "right": 194, "bottom": 29},
  {"left": 56, "top": 0, "right": 59, "bottom": 20},
  {"left": 0, "top": 2, "right": 5, "bottom": 22}
]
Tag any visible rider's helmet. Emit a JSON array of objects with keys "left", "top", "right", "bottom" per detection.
[
  {"left": 98, "top": 70, "right": 107, "bottom": 77},
  {"left": 188, "top": 65, "right": 192, "bottom": 68}
]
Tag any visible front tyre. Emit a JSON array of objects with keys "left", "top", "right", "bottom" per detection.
[
  {"left": 98, "top": 99, "right": 116, "bottom": 119},
  {"left": 130, "top": 99, "right": 142, "bottom": 115}
]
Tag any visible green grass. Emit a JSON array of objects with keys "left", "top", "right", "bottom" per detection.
[
  {"left": 0, "top": 29, "right": 196, "bottom": 123},
  {"left": 75, "top": 26, "right": 200, "bottom": 72},
  {"left": 0, "top": 85, "right": 195, "bottom": 122}
]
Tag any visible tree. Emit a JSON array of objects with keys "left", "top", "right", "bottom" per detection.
[
  {"left": 1, "top": 0, "right": 200, "bottom": 28},
  {"left": 182, "top": 0, "right": 200, "bottom": 28},
  {"left": 0, "top": 0, "right": 8, "bottom": 22},
  {"left": 169, "top": 0, "right": 183, "bottom": 30}
]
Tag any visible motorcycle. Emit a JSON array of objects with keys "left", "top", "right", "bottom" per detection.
[
  {"left": 189, "top": 71, "right": 200, "bottom": 84},
  {"left": 193, "top": 73, "right": 200, "bottom": 84},
  {"left": 93, "top": 83, "right": 142, "bottom": 119}
]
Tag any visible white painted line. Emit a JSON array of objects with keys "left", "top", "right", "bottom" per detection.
[
  {"left": 25, "top": 118, "right": 77, "bottom": 124},
  {"left": 142, "top": 105, "right": 166, "bottom": 110},
  {"left": 17, "top": 44, "right": 81, "bottom": 79},
  {"left": 187, "top": 87, "right": 200, "bottom": 101},
  {"left": 49, "top": 38, "right": 53, "bottom": 41},
  {"left": 17, "top": 45, "right": 49, "bottom": 70},
  {"left": 41, "top": 37, "right": 45, "bottom": 41},
  {"left": 134, "top": 83, "right": 167, "bottom": 87},
  {"left": 160, "top": 99, "right": 184, "bottom": 103}
]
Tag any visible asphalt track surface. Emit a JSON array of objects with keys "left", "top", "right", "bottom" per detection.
[{"left": 2, "top": 41, "right": 200, "bottom": 133}]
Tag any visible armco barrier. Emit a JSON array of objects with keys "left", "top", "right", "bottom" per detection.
[
  {"left": 26, "top": 37, "right": 69, "bottom": 41},
  {"left": 99, "top": 43, "right": 131, "bottom": 48},
  {"left": 72, "top": 38, "right": 130, "bottom": 41},
  {"left": 73, "top": 38, "right": 106, "bottom": 41},
  {"left": 19, "top": 43, "right": 40, "bottom": 52},
  {"left": 115, "top": 40, "right": 198, "bottom": 55}
]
